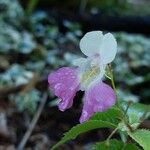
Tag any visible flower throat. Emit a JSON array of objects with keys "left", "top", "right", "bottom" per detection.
[{"left": 80, "top": 66, "right": 100, "bottom": 90}]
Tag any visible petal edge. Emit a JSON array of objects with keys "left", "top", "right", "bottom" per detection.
[
  {"left": 79, "top": 31, "right": 103, "bottom": 57},
  {"left": 80, "top": 82, "right": 116, "bottom": 123},
  {"left": 100, "top": 33, "right": 117, "bottom": 64},
  {"left": 48, "top": 67, "right": 80, "bottom": 111}
]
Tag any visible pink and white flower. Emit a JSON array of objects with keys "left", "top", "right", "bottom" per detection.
[{"left": 48, "top": 31, "right": 117, "bottom": 123}]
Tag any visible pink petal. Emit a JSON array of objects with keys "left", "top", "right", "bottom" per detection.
[
  {"left": 48, "top": 67, "right": 80, "bottom": 111},
  {"left": 80, "top": 82, "right": 116, "bottom": 123}
]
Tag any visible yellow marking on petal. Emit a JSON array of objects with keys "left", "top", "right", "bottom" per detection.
[{"left": 81, "top": 66, "right": 100, "bottom": 85}]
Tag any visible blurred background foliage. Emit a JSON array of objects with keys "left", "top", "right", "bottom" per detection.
[
  {"left": 21, "top": 0, "right": 150, "bottom": 16},
  {"left": 0, "top": 0, "right": 149, "bottom": 115}
]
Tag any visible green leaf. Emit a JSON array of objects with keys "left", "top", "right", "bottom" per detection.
[
  {"left": 124, "top": 143, "right": 139, "bottom": 150},
  {"left": 51, "top": 120, "right": 116, "bottom": 150},
  {"left": 93, "top": 139, "right": 139, "bottom": 150},
  {"left": 90, "top": 107, "right": 123, "bottom": 125},
  {"left": 129, "top": 112, "right": 139, "bottom": 124},
  {"left": 128, "top": 129, "right": 150, "bottom": 150},
  {"left": 121, "top": 101, "right": 150, "bottom": 122}
]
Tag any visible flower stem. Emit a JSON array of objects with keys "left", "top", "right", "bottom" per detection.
[
  {"left": 106, "top": 127, "right": 118, "bottom": 145},
  {"left": 108, "top": 64, "right": 119, "bottom": 107}
]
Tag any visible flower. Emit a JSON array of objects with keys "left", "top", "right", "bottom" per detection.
[{"left": 48, "top": 31, "right": 117, "bottom": 123}]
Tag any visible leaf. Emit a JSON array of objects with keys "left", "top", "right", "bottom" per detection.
[
  {"left": 51, "top": 120, "right": 116, "bottom": 150},
  {"left": 93, "top": 139, "right": 139, "bottom": 150},
  {"left": 121, "top": 101, "right": 150, "bottom": 122},
  {"left": 124, "top": 143, "right": 139, "bottom": 150},
  {"left": 129, "top": 112, "right": 139, "bottom": 124},
  {"left": 90, "top": 107, "right": 123, "bottom": 125},
  {"left": 128, "top": 129, "right": 150, "bottom": 150}
]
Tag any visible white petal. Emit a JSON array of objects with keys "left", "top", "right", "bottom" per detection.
[
  {"left": 73, "top": 57, "right": 91, "bottom": 74},
  {"left": 73, "top": 58, "right": 87, "bottom": 66},
  {"left": 100, "top": 33, "right": 117, "bottom": 64},
  {"left": 79, "top": 31, "right": 103, "bottom": 57}
]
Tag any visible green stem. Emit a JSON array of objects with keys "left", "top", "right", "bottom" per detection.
[
  {"left": 124, "top": 101, "right": 132, "bottom": 115},
  {"left": 106, "top": 127, "right": 118, "bottom": 145},
  {"left": 108, "top": 64, "right": 119, "bottom": 107},
  {"left": 111, "top": 73, "right": 117, "bottom": 95}
]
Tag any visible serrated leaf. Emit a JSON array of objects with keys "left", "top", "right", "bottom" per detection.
[
  {"left": 121, "top": 101, "right": 150, "bottom": 123},
  {"left": 51, "top": 120, "right": 116, "bottom": 150},
  {"left": 128, "top": 129, "right": 150, "bottom": 150},
  {"left": 93, "top": 139, "right": 139, "bottom": 150},
  {"left": 90, "top": 107, "right": 123, "bottom": 125},
  {"left": 129, "top": 112, "right": 139, "bottom": 124}
]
